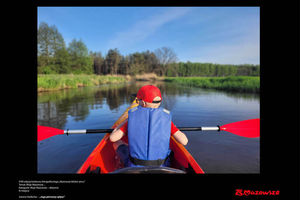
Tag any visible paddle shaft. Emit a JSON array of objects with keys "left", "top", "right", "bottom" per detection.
[
  {"left": 64, "top": 126, "right": 220, "bottom": 135},
  {"left": 38, "top": 119, "right": 259, "bottom": 141}
]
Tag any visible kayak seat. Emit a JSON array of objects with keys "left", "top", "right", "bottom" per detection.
[
  {"left": 85, "top": 166, "right": 101, "bottom": 174},
  {"left": 110, "top": 166, "right": 186, "bottom": 174},
  {"left": 110, "top": 150, "right": 187, "bottom": 173}
]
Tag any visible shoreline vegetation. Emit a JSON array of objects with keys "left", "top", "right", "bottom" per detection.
[
  {"left": 164, "top": 76, "right": 259, "bottom": 93},
  {"left": 38, "top": 74, "right": 129, "bottom": 92},
  {"left": 37, "top": 22, "right": 260, "bottom": 93},
  {"left": 38, "top": 74, "right": 259, "bottom": 93}
]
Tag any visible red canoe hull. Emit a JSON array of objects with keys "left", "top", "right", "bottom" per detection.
[{"left": 77, "top": 100, "right": 204, "bottom": 174}]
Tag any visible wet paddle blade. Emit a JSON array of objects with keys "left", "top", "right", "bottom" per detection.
[
  {"left": 37, "top": 125, "right": 64, "bottom": 141},
  {"left": 220, "top": 118, "right": 260, "bottom": 138}
]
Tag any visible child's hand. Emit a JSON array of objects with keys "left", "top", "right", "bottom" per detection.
[
  {"left": 109, "top": 129, "right": 124, "bottom": 142},
  {"left": 173, "top": 131, "right": 188, "bottom": 145}
]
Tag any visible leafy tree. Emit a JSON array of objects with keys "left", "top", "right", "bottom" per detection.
[
  {"left": 129, "top": 52, "right": 146, "bottom": 75},
  {"left": 38, "top": 22, "right": 66, "bottom": 67},
  {"left": 37, "top": 22, "right": 260, "bottom": 77},
  {"left": 143, "top": 50, "right": 159, "bottom": 73},
  {"left": 119, "top": 56, "right": 130, "bottom": 75},
  {"left": 49, "top": 25, "right": 66, "bottom": 60},
  {"left": 55, "top": 47, "right": 72, "bottom": 74},
  {"left": 91, "top": 51, "right": 104, "bottom": 75},
  {"left": 104, "top": 48, "right": 122, "bottom": 75},
  {"left": 38, "top": 22, "right": 52, "bottom": 66},
  {"left": 67, "top": 39, "right": 93, "bottom": 74}
]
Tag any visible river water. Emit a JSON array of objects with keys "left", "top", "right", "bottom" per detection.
[{"left": 37, "top": 81, "right": 260, "bottom": 173}]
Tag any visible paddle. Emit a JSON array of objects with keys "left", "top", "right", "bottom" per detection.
[{"left": 37, "top": 118, "right": 259, "bottom": 142}]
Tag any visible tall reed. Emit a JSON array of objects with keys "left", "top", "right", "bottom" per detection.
[{"left": 38, "top": 74, "right": 128, "bottom": 92}]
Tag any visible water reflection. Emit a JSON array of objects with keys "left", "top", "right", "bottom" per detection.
[
  {"left": 38, "top": 84, "right": 133, "bottom": 129},
  {"left": 37, "top": 81, "right": 259, "bottom": 130},
  {"left": 38, "top": 81, "right": 260, "bottom": 173}
]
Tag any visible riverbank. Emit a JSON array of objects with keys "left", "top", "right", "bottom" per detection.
[
  {"left": 164, "top": 76, "right": 260, "bottom": 93},
  {"left": 38, "top": 74, "right": 259, "bottom": 93},
  {"left": 38, "top": 74, "right": 130, "bottom": 92}
]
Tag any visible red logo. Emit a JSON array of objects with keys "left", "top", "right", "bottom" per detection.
[{"left": 235, "top": 189, "right": 280, "bottom": 196}]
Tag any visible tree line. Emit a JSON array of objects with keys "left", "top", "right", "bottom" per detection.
[
  {"left": 38, "top": 22, "right": 259, "bottom": 77},
  {"left": 166, "top": 62, "right": 260, "bottom": 77}
]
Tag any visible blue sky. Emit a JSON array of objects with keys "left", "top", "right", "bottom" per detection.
[{"left": 38, "top": 7, "right": 259, "bottom": 65}]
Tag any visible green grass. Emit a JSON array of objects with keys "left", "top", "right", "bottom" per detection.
[
  {"left": 38, "top": 74, "right": 260, "bottom": 93},
  {"left": 38, "top": 74, "right": 128, "bottom": 92},
  {"left": 164, "top": 76, "right": 260, "bottom": 93}
]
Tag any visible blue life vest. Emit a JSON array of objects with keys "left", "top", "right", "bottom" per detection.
[{"left": 127, "top": 106, "right": 171, "bottom": 167}]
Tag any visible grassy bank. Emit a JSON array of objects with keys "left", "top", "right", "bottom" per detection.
[
  {"left": 38, "top": 74, "right": 129, "bottom": 92},
  {"left": 38, "top": 74, "right": 260, "bottom": 93},
  {"left": 164, "top": 76, "right": 260, "bottom": 93}
]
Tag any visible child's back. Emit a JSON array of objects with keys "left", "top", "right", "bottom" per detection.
[{"left": 110, "top": 85, "right": 188, "bottom": 167}]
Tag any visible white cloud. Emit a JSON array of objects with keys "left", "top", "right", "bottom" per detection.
[{"left": 107, "top": 7, "right": 191, "bottom": 49}]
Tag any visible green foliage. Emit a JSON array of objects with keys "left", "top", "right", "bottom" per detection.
[
  {"left": 166, "top": 63, "right": 259, "bottom": 77},
  {"left": 37, "top": 22, "right": 260, "bottom": 79},
  {"left": 38, "top": 22, "right": 66, "bottom": 67},
  {"left": 103, "top": 48, "right": 122, "bottom": 75},
  {"left": 38, "top": 65, "right": 58, "bottom": 74},
  {"left": 38, "top": 74, "right": 127, "bottom": 91},
  {"left": 67, "top": 39, "right": 93, "bottom": 74},
  {"left": 92, "top": 52, "right": 104, "bottom": 75},
  {"left": 38, "top": 22, "right": 93, "bottom": 75},
  {"left": 164, "top": 76, "right": 260, "bottom": 93}
]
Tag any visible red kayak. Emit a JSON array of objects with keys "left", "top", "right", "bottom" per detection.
[{"left": 77, "top": 99, "right": 205, "bottom": 174}]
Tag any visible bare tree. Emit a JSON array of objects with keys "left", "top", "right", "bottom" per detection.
[{"left": 154, "top": 47, "right": 178, "bottom": 76}]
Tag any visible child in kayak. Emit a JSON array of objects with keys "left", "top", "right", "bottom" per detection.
[{"left": 109, "top": 85, "right": 188, "bottom": 168}]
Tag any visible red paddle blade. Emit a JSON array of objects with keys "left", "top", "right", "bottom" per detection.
[
  {"left": 37, "top": 125, "right": 64, "bottom": 142},
  {"left": 220, "top": 119, "right": 260, "bottom": 138}
]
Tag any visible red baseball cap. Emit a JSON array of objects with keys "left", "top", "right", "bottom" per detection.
[{"left": 136, "top": 85, "right": 162, "bottom": 103}]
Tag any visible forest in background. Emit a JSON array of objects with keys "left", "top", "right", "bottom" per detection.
[{"left": 38, "top": 22, "right": 260, "bottom": 77}]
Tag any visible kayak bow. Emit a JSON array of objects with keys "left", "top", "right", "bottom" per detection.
[{"left": 77, "top": 99, "right": 204, "bottom": 174}]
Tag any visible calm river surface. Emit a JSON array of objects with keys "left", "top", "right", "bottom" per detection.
[{"left": 37, "top": 81, "right": 260, "bottom": 173}]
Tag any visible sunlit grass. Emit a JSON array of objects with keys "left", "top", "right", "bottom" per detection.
[
  {"left": 38, "top": 74, "right": 128, "bottom": 92},
  {"left": 164, "top": 76, "right": 260, "bottom": 93}
]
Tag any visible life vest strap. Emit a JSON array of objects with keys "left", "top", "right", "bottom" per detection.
[{"left": 129, "top": 155, "right": 166, "bottom": 166}]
